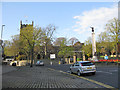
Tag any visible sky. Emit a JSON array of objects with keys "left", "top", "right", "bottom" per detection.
[{"left": 1, "top": 1, "right": 118, "bottom": 43}]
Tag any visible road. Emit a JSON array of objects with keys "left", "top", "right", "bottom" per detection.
[
  {"left": 2, "top": 63, "right": 119, "bottom": 89},
  {"left": 2, "top": 65, "right": 105, "bottom": 89},
  {"left": 46, "top": 64, "right": 118, "bottom": 88}
]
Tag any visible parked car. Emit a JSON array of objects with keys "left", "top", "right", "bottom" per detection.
[
  {"left": 5, "top": 58, "right": 14, "bottom": 62},
  {"left": 70, "top": 61, "right": 96, "bottom": 76},
  {"left": 10, "top": 61, "right": 17, "bottom": 66},
  {"left": 12, "top": 63, "right": 16, "bottom": 66},
  {"left": 36, "top": 60, "right": 44, "bottom": 66}
]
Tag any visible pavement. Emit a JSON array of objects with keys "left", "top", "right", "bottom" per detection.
[{"left": 2, "top": 65, "right": 105, "bottom": 89}]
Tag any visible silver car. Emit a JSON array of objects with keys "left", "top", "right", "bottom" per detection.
[
  {"left": 70, "top": 61, "right": 96, "bottom": 76},
  {"left": 36, "top": 60, "right": 44, "bottom": 66}
]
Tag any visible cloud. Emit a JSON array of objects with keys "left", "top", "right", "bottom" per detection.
[{"left": 72, "top": 4, "right": 118, "bottom": 40}]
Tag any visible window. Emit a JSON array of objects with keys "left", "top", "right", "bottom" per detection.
[
  {"left": 75, "top": 62, "right": 79, "bottom": 66},
  {"left": 81, "top": 62, "right": 94, "bottom": 66},
  {"left": 75, "top": 64, "right": 79, "bottom": 66}
]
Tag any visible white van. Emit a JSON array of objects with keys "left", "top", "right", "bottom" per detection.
[{"left": 5, "top": 58, "right": 14, "bottom": 62}]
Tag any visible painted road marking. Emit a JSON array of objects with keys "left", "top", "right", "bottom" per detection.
[
  {"left": 109, "top": 70, "right": 118, "bottom": 72},
  {"left": 48, "top": 68, "right": 115, "bottom": 88},
  {"left": 67, "top": 71, "right": 70, "bottom": 73},
  {"left": 48, "top": 68, "right": 55, "bottom": 71},
  {"left": 96, "top": 71, "right": 112, "bottom": 74}
]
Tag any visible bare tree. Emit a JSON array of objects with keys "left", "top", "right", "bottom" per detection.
[
  {"left": 53, "top": 37, "right": 67, "bottom": 46},
  {"left": 68, "top": 37, "right": 79, "bottom": 46},
  {"left": 42, "top": 24, "right": 56, "bottom": 58}
]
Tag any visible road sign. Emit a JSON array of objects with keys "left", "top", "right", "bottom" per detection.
[
  {"left": 104, "top": 56, "right": 108, "bottom": 60},
  {"left": 50, "top": 54, "right": 55, "bottom": 59}
]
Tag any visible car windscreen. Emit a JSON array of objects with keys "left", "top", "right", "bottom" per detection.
[
  {"left": 37, "top": 61, "right": 40, "bottom": 63},
  {"left": 81, "top": 62, "right": 94, "bottom": 66}
]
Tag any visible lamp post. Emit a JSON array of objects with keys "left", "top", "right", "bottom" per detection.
[
  {"left": 1, "top": 25, "right": 5, "bottom": 40},
  {"left": 0, "top": 25, "right": 5, "bottom": 64}
]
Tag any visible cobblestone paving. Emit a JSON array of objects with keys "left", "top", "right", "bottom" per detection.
[{"left": 2, "top": 66, "right": 103, "bottom": 88}]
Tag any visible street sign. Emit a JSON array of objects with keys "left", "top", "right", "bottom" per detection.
[
  {"left": 104, "top": 56, "right": 108, "bottom": 60},
  {"left": 50, "top": 54, "right": 55, "bottom": 59}
]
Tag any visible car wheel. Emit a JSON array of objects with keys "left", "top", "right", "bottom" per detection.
[
  {"left": 12, "top": 63, "right": 16, "bottom": 66},
  {"left": 70, "top": 69, "right": 73, "bottom": 74},
  {"left": 92, "top": 72, "right": 96, "bottom": 75},
  {"left": 77, "top": 71, "right": 81, "bottom": 76}
]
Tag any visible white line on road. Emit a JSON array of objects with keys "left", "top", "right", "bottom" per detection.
[
  {"left": 96, "top": 71, "right": 112, "bottom": 74},
  {"left": 109, "top": 70, "right": 118, "bottom": 72},
  {"left": 67, "top": 71, "right": 70, "bottom": 73},
  {"left": 67, "top": 70, "right": 113, "bottom": 74},
  {"left": 59, "top": 70, "right": 63, "bottom": 72}
]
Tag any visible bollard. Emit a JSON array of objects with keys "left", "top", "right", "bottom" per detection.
[
  {"left": 50, "top": 61, "right": 53, "bottom": 65},
  {"left": 59, "top": 61, "right": 61, "bottom": 65}
]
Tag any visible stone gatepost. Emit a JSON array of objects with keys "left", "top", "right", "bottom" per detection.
[
  {"left": 73, "top": 55, "right": 76, "bottom": 63},
  {"left": 83, "top": 51, "right": 85, "bottom": 61},
  {"left": 69, "top": 58, "right": 71, "bottom": 64},
  {"left": 65, "top": 58, "right": 68, "bottom": 64}
]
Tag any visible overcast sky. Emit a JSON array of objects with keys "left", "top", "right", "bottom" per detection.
[{"left": 1, "top": 1, "right": 118, "bottom": 43}]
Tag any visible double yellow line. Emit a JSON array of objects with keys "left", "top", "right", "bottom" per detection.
[{"left": 48, "top": 68, "right": 116, "bottom": 89}]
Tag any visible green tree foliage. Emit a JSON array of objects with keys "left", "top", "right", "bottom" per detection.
[
  {"left": 4, "top": 40, "right": 12, "bottom": 56},
  {"left": 96, "top": 18, "right": 120, "bottom": 57},
  {"left": 97, "top": 31, "right": 115, "bottom": 56},
  {"left": 20, "top": 26, "right": 43, "bottom": 67},
  {"left": 58, "top": 37, "right": 73, "bottom": 58},
  {"left": 4, "top": 35, "right": 20, "bottom": 57},
  {"left": 82, "top": 37, "right": 92, "bottom": 58},
  {"left": 105, "top": 18, "right": 120, "bottom": 56}
]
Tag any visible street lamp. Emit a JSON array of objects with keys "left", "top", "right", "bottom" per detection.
[
  {"left": 1, "top": 25, "right": 5, "bottom": 40},
  {"left": 0, "top": 25, "right": 5, "bottom": 63}
]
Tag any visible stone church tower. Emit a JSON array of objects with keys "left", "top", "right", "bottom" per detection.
[{"left": 20, "top": 20, "right": 34, "bottom": 34}]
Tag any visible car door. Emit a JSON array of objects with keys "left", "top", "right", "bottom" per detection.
[
  {"left": 71, "top": 62, "right": 78, "bottom": 73},
  {"left": 70, "top": 64, "right": 75, "bottom": 73},
  {"left": 74, "top": 62, "right": 79, "bottom": 73}
]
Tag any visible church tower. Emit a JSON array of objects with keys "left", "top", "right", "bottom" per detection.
[{"left": 20, "top": 20, "right": 34, "bottom": 34}]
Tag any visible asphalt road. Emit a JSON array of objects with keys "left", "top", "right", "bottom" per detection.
[{"left": 45, "top": 64, "right": 119, "bottom": 88}]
